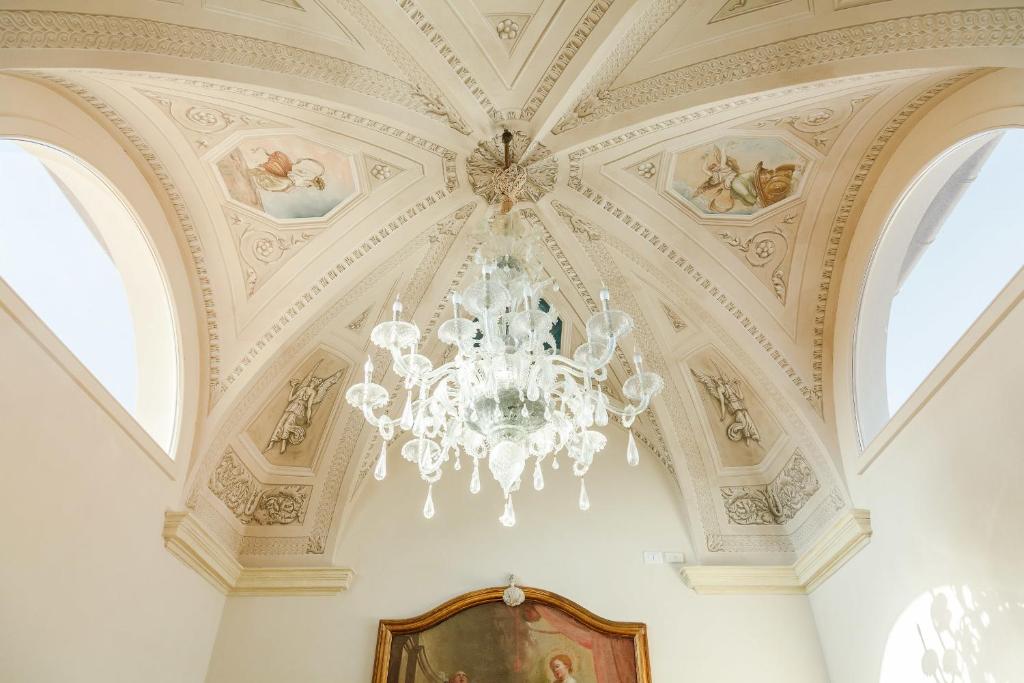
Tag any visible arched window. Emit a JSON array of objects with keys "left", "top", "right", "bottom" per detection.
[
  {"left": 855, "top": 129, "right": 1024, "bottom": 447},
  {"left": 0, "top": 139, "right": 179, "bottom": 453}
]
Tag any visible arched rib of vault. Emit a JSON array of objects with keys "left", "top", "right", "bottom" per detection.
[
  {"left": 541, "top": 5, "right": 1024, "bottom": 148},
  {"left": 0, "top": 8, "right": 479, "bottom": 141},
  {"left": 540, "top": 197, "right": 850, "bottom": 561},
  {"left": 184, "top": 203, "right": 480, "bottom": 560}
]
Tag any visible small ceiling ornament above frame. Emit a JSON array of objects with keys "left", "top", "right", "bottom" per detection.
[{"left": 372, "top": 584, "right": 652, "bottom": 683}]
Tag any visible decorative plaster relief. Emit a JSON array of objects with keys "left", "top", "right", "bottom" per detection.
[
  {"left": 0, "top": 11, "right": 472, "bottom": 133},
  {"left": 245, "top": 351, "right": 348, "bottom": 469},
  {"left": 668, "top": 136, "right": 805, "bottom": 218},
  {"left": 228, "top": 208, "right": 318, "bottom": 296},
  {"left": 709, "top": 0, "right": 790, "bottom": 23},
  {"left": 107, "top": 72, "right": 460, "bottom": 193},
  {"left": 688, "top": 348, "right": 782, "bottom": 468},
  {"left": 717, "top": 210, "right": 798, "bottom": 304},
  {"left": 139, "top": 89, "right": 280, "bottom": 154},
  {"left": 209, "top": 449, "right": 312, "bottom": 525},
  {"left": 467, "top": 130, "right": 557, "bottom": 204},
  {"left": 743, "top": 89, "right": 879, "bottom": 153},
  {"left": 550, "top": 0, "right": 684, "bottom": 133},
  {"left": 720, "top": 450, "right": 819, "bottom": 525},
  {"left": 215, "top": 134, "right": 360, "bottom": 221},
  {"left": 550, "top": 8, "right": 1024, "bottom": 133}
]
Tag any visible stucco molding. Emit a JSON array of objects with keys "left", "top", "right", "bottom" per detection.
[
  {"left": 552, "top": 8, "right": 1024, "bottom": 133},
  {"left": 0, "top": 10, "right": 471, "bottom": 134},
  {"left": 162, "top": 511, "right": 353, "bottom": 595},
  {"left": 680, "top": 508, "right": 872, "bottom": 593}
]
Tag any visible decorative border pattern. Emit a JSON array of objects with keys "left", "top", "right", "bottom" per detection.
[
  {"left": 516, "top": 0, "right": 615, "bottom": 120},
  {"left": 208, "top": 449, "right": 312, "bottom": 525},
  {"left": 810, "top": 69, "right": 983, "bottom": 409},
  {"left": 551, "top": 8, "right": 1024, "bottom": 132},
  {"left": 720, "top": 450, "right": 819, "bottom": 525},
  {"left": 395, "top": 0, "right": 501, "bottom": 120},
  {"left": 0, "top": 10, "right": 470, "bottom": 133},
  {"left": 28, "top": 73, "right": 224, "bottom": 395},
  {"left": 551, "top": 0, "right": 685, "bottom": 133},
  {"left": 94, "top": 71, "right": 459, "bottom": 193}
]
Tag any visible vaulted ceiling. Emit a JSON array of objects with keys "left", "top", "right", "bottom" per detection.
[{"left": 2, "top": 1, "right": 1021, "bottom": 568}]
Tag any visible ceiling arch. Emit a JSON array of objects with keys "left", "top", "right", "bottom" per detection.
[{"left": 2, "top": 0, "right": 1019, "bottom": 576}]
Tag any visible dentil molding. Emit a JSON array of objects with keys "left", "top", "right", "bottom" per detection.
[
  {"left": 162, "top": 511, "right": 354, "bottom": 596},
  {"left": 680, "top": 508, "right": 872, "bottom": 594}
]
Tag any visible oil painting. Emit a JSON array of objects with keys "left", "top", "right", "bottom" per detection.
[
  {"left": 373, "top": 586, "right": 650, "bottom": 683},
  {"left": 670, "top": 136, "right": 805, "bottom": 217},
  {"left": 215, "top": 134, "right": 358, "bottom": 220}
]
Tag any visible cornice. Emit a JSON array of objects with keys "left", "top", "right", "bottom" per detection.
[
  {"left": 680, "top": 508, "right": 871, "bottom": 594},
  {"left": 552, "top": 8, "right": 1024, "bottom": 133},
  {"left": 163, "top": 511, "right": 354, "bottom": 595}
]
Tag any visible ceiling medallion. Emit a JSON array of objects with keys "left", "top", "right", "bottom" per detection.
[
  {"left": 467, "top": 129, "right": 557, "bottom": 205},
  {"left": 346, "top": 131, "right": 663, "bottom": 526}
]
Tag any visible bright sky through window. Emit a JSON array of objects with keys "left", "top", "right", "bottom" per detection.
[
  {"left": 0, "top": 140, "right": 138, "bottom": 411},
  {"left": 886, "top": 129, "right": 1024, "bottom": 414}
]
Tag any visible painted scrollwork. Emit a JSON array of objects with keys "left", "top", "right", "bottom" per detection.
[
  {"left": 208, "top": 450, "right": 312, "bottom": 526},
  {"left": 467, "top": 131, "right": 557, "bottom": 204},
  {"left": 238, "top": 222, "right": 316, "bottom": 296},
  {"left": 718, "top": 222, "right": 791, "bottom": 303},
  {"left": 748, "top": 92, "right": 877, "bottom": 152},
  {"left": 720, "top": 451, "right": 819, "bottom": 525}
]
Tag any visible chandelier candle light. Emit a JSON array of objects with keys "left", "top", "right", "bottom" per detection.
[{"left": 346, "top": 129, "right": 664, "bottom": 526}]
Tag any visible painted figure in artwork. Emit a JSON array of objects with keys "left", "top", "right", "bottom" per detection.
[
  {"left": 550, "top": 654, "right": 582, "bottom": 683},
  {"left": 266, "top": 360, "right": 343, "bottom": 454},
  {"left": 248, "top": 148, "right": 327, "bottom": 193},
  {"left": 695, "top": 145, "right": 798, "bottom": 213},
  {"left": 447, "top": 672, "right": 469, "bottom": 683},
  {"left": 692, "top": 364, "right": 761, "bottom": 447}
]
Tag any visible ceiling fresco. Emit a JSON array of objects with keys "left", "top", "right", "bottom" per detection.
[{"left": 1, "top": 0, "right": 1020, "bottom": 574}]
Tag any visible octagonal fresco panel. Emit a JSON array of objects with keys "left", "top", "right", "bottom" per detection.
[
  {"left": 670, "top": 136, "right": 805, "bottom": 218},
  {"left": 215, "top": 134, "right": 359, "bottom": 221}
]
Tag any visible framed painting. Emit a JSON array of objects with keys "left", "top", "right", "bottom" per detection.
[{"left": 371, "top": 584, "right": 652, "bottom": 683}]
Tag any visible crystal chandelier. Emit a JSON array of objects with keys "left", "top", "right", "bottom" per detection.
[{"left": 345, "top": 130, "right": 664, "bottom": 526}]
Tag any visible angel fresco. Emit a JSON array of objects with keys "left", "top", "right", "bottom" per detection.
[
  {"left": 266, "top": 359, "right": 343, "bottom": 455},
  {"left": 693, "top": 144, "right": 799, "bottom": 214},
  {"left": 691, "top": 364, "right": 761, "bottom": 447},
  {"left": 248, "top": 148, "right": 326, "bottom": 193}
]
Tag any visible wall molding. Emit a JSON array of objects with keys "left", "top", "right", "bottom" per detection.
[
  {"left": 680, "top": 509, "right": 871, "bottom": 594},
  {"left": 162, "top": 511, "right": 353, "bottom": 596}
]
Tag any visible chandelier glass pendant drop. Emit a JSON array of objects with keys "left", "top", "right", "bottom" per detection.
[{"left": 346, "top": 130, "right": 664, "bottom": 526}]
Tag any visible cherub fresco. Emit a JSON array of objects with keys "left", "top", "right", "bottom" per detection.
[
  {"left": 248, "top": 148, "right": 326, "bottom": 193},
  {"left": 671, "top": 137, "right": 804, "bottom": 217},
  {"left": 694, "top": 145, "right": 798, "bottom": 213}
]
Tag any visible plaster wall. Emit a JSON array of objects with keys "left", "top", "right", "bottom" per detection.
[
  {"left": 0, "top": 292, "right": 225, "bottom": 682},
  {"left": 811, "top": 292, "right": 1024, "bottom": 682},
  {"left": 205, "top": 427, "right": 830, "bottom": 683}
]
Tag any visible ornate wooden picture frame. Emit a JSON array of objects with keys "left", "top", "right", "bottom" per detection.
[{"left": 372, "top": 583, "right": 652, "bottom": 683}]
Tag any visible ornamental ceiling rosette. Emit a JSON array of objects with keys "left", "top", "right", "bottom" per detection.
[{"left": 467, "top": 130, "right": 557, "bottom": 205}]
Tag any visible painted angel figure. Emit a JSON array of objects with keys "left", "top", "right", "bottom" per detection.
[
  {"left": 691, "top": 364, "right": 761, "bottom": 447},
  {"left": 266, "top": 360, "right": 343, "bottom": 454},
  {"left": 248, "top": 148, "right": 327, "bottom": 193},
  {"left": 695, "top": 145, "right": 798, "bottom": 213}
]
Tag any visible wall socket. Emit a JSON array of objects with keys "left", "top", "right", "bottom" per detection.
[{"left": 642, "top": 551, "right": 685, "bottom": 565}]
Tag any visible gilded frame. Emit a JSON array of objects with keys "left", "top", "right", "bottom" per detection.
[{"left": 371, "top": 585, "right": 652, "bottom": 682}]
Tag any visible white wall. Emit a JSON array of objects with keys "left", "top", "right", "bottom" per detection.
[
  {"left": 0, "top": 293, "right": 225, "bottom": 682},
  {"left": 205, "top": 428, "right": 830, "bottom": 682},
  {"left": 812, "top": 294, "right": 1024, "bottom": 682}
]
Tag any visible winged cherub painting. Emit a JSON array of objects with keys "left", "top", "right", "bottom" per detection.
[
  {"left": 266, "top": 359, "right": 343, "bottom": 455},
  {"left": 671, "top": 137, "right": 804, "bottom": 217}
]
